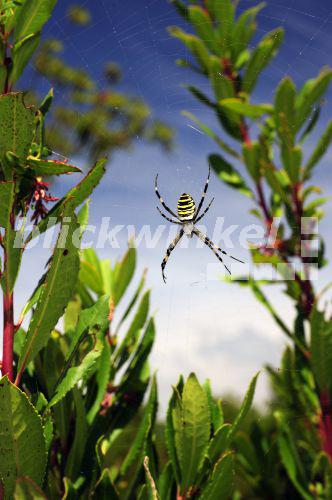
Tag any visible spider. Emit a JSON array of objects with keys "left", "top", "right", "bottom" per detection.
[{"left": 155, "top": 166, "right": 244, "bottom": 283}]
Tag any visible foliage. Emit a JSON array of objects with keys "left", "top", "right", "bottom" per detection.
[
  {"left": 0, "top": 2, "right": 258, "bottom": 499},
  {"left": 171, "top": 0, "right": 332, "bottom": 497}
]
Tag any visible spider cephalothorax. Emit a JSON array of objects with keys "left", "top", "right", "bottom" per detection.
[{"left": 155, "top": 166, "right": 244, "bottom": 283}]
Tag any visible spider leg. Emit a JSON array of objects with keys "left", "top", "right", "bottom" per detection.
[
  {"left": 161, "top": 229, "right": 184, "bottom": 283},
  {"left": 193, "top": 228, "right": 244, "bottom": 274},
  {"left": 194, "top": 165, "right": 210, "bottom": 219},
  {"left": 157, "top": 206, "right": 181, "bottom": 224},
  {"left": 194, "top": 197, "right": 214, "bottom": 224},
  {"left": 155, "top": 174, "right": 180, "bottom": 220}
]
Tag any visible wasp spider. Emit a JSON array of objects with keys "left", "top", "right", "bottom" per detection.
[{"left": 155, "top": 166, "right": 244, "bottom": 283}]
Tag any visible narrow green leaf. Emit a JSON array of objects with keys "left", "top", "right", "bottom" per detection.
[
  {"left": 203, "top": 379, "right": 223, "bottom": 432},
  {"left": 304, "top": 120, "right": 332, "bottom": 179},
  {"left": 112, "top": 245, "right": 136, "bottom": 305},
  {"left": 278, "top": 435, "right": 311, "bottom": 500},
  {"left": 114, "top": 290, "right": 150, "bottom": 369},
  {"left": 179, "top": 373, "right": 211, "bottom": 494},
  {"left": 231, "top": 3, "right": 266, "bottom": 60},
  {"left": 65, "top": 390, "right": 88, "bottom": 479},
  {"left": 242, "top": 141, "right": 261, "bottom": 180},
  {"left": 120, "top": 377, "right": 157, "bottom": 475},
  {"left": 10, "top": 33, "right": 40, "bottom": 85},
  {"left": 209, "top": 56, "right": 235, "bottom": 101},
  {"left": 165, "top": 377, "right": 183, "bottom": 486},
  {"left": 199, "top": 452, "right": 234, "bottom": 500},
  {"left": 86, "top": 339, "right": 111, "bottom": 424},
  {"left": 158, "top": 462, "right": 174, "bottom": 500},
  {"left": 209, "top": 153, "right": 253, "bottom": 198},
  {"left": 48, "top": 338, "right": 104, "bottom": 408},
  {"left": 27, "top": 157, "right": 107, "bottom": 242},
  {"left": 275, "top": 77, "right": 297, "bottom": 138},
  {"left": 17, "top": 209, "right": 80, "bottom": 377},
  {"left": 14, "top": 0, "right": 57, "bottom": 42},
  {"left": 93, "top": 468, "right": 119, "bottom": 499},
  {"left": 295, "top": 68, "right": 332, "bottom": 131},
  {"left": 208, "top": 423, "right": 232, "bottom": 465},
  {"left": 0, "top": 377, "right": 46, "bottom": 499},
  {"left": 25, "top": 157, "right": 82, "bottom": 175},
  {"left": 168, "top": 27, "right": 210, "bottom": 73},
  {"left": 117, "top": 268, "right": 147, "bottom": 326},
  {"left": 1, "top": 225, "right": 24, "bottom": 292},
  {"left": 220, "top": 98, "right": 273, "bottom": 118},
  {"left": 310, "top": 308, "right": 332, "bottom": 393},
  {"left": 226, "top": 372, "right": 259, "bottom": 444},
  {"left": 208, "top": 0, "right": 234, "bottom": 52},
  {"left": 242, "top": 28, "right": 284, "bottom": 93},
  {"left": 188, "top": 6, "right": 217, "bottom": 53},
  {"left": 67, "top": 294, "right": 110, "bottom": 362}
]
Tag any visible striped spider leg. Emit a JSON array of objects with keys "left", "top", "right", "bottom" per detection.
[
  {"left": 155, "top": 174, "right": 180, "bottom": 220},
  {"left": 192, "top": 228, "right": 244, "bottom": 275},
  {"left": 193, "top": 164, "right": 211, "bottom": 221},
  {"left": 161, "top": 229, "right": 184, "bottom": 283}
]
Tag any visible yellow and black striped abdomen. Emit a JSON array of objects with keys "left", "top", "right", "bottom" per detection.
[{"left": 177, "top": 193, "right": 196, "bottom": 221}]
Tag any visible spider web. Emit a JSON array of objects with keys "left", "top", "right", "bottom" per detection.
[{"left": 13, "top": 0, "right": 332, "bottom": 432}]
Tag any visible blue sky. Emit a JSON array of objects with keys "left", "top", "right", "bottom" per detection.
[{"left": 11, "top": 0, "right": 332, "bottom": 411}]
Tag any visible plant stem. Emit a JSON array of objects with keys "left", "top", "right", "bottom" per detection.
[{"left": 2, "top": 290, "right": 14, "bottom": 381}]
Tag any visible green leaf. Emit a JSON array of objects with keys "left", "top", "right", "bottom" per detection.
[
  {"left": 25, "top": 157, "right": 82, "bottom": 175},
  {"left": 165, "top": 377, "right": 183, "bottom": 486},
  {"left": 120, "top": 378, "right": 158, "bottom": 490},
  {"left": 231, "top": 3, "right": 266, "bottom": 60},
  {"left": 278, "top": 435, "right": 311, "bottom": 500},
  {"left": 10, "top": 33, "right": 41, "bottom": 85},
  {"left": 39, "top": 88, "right": 54, "bottom": 116},
  {"left": 203, "top": 379, "right": 223, "bottom": 432},
  {"left": 0, "top": 377, "right": 46, "bottom": 499},
  {"left": 208, "top": 423, "right": 232, "bottom": 465},
  {"left": 65, "top": 390, "right": 88, "bottom": 479},
  {"left": 158, "top": 462, "right": 174, "bottom": 500},
  {"left": 17, "top": 209, "right": 80, "bottom": 379},
  {"left": 93, "top": 469, "right": 119, "bottom": 499},
  {"left": 295, "top": 68, "right": 332, "bottom": 131},
  {"left": 0, "top": 181, "right": 14, "bottom": 228},
  {"left": 310, "top": 308, "right": 332, "bottom": 393},
  {"left": 112, "top": 245, "right": 136, "bottom": 305},
  {"left": 86, "top": 338, "right": 111, "bottom": 424},
  {"left": 48, "top": 338, "right": 104, "bottom": 408},
  {"left": 209, "top": 57, "right": 234, "bottom": 101},
  {"left": 209, "top": 153, "right": 253, "bottom": 198},
  {"left": 220, "top": 98, "right": 273, "bottom": 118},
  {"left": 275, "top": 77, "right": 297, "bottom": 140},
  {"left": 114, "top": 290, "right": 150, "bottom": 369},
  {"left": 14, "top": 477, "right": 46, "bottom": 499},
  {"left": 0, "top": 93, "right": 35, "bottom": 165},
  {"left": 67, "top": 294, "right": 110, "bottom": 363},
  {"left": 182, "top": 111, "right": 240, "bottom": 158},
  {"left": 178, "top": 373, "right": 211, "bottom": 494},
  {"left": 242, "top": 141, "right": 261, "bottom": 180},
  {"left": 199, "top": 452, "right": 234, "bottom": 500},
  {"left": 79, "top": 248, "right": 104, "bottom": 295},
  {"left": 242, "top": 28, "right": 284, "bottom": 93},
  {"left": 207, "top": 0, "right": 234, "bottom": 52},
  {"left": 27, "top": 157, "right": 107, "bottom": 242},
  {"left": 117, "top": 268, "right": 147, "bottom": 326},
  {"left": 304, "top": 120, "right": 332, "bottom": 179},
  {"left": 226, "top": 372, "right": 259, "bottom": 444},
  {"left": 188, "top": 6, "right": 217, "bottom": 53},
  {"left": 14, "top": 0, "right": 57, "bottom": 42},
  {"left": 168, "top": 27, "right": 210, "bottom": 73},
  {"left": 1, "top": 224, "right": 24, "bottom": 293}
]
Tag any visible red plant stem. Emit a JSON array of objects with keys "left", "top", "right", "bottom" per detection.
[
  {"left": 319, "top": 391, "right": 332, "bottom": 462},
  {"left": 2, "top": 291, "right": 14, "bottom": 381}
]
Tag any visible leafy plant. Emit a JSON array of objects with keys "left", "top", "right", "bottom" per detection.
[{"left": 171, "top": 0, "right": 332, "bottom": 497}]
